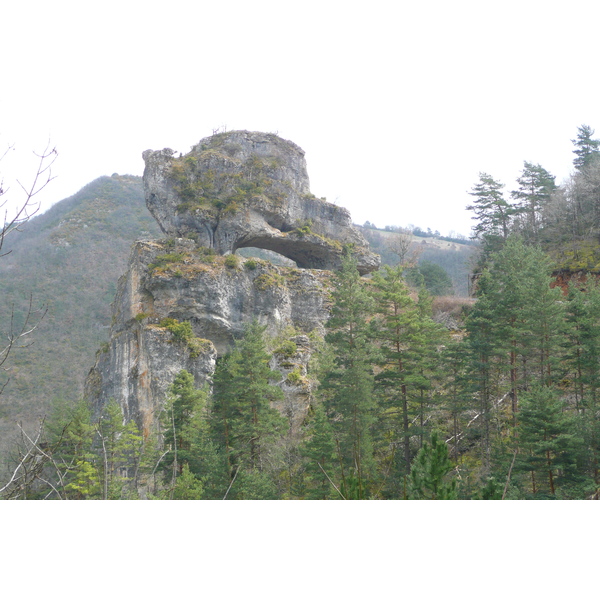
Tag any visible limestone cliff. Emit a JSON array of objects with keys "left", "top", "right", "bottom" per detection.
[
  {"left": 143, "top": 130, "right": 379, "bottom": 274},
  {"left": 85, "top": 131, "right": 377, "bottom": 437},
  {"left": 84, "top": 238, "right": 332, "bottom": 436}
]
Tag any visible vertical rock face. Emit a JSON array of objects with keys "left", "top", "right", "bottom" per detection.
[
  {"left": 86, "top": 131, "right": 378, "bottom": 436},
  {"left": 84, "top": 239, "right": 332, "bottom": 435},
  {"left": 142, "top": 130, "right": 379, "bottom": 274}
]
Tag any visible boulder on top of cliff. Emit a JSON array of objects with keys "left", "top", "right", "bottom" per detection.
[{"left": 142, "top": 130, "right": 380, "bottom": 274}]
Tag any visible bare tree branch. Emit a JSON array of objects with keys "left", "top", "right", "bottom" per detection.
[
  {"left": 0, "top": 418, "right": 77, "bottom": 499},
  {"left": 386, "top": 229, "right": 421, "bottom": 268},
  {"left": 0, "top": 294, "right": 48, "bottom": 397},
  {"left": 0, "top": 141, "right": 57, "bottom": 257},
  {"left": 0, "top": 141, "right": 55, "bottom": 405},
  {"left": 222, "top": 465, "right": 240, "bottom": 500},
  {"left": 317, "top": 461, "right": 346, "bottom": 500},
  {"left": 0, "top": 421, "right": 45, "bottom": 496}
]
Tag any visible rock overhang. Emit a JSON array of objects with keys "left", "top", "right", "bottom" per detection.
[{"left": 142, "top": 130, "right": 380, "bottom": 274}]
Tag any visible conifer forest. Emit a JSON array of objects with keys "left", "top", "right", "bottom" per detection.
[{"left": 4, "top": 126, "right": 600, "bottom": 500}]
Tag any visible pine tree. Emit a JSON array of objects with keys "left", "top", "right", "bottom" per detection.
[
  {"left": 211, "top": 320, "right": 285, "bottom": 498},
  {"left": 572, "top": 124, "right": 600, "bottom": 171},
  {"left": 320, "top": 252, "right": 378, "bottom": 498},
  {"left": 510, "top": 161, "right": 556, "bottom": 242},
  {"left": 465, "top": 236, "right": 568, "bottom": 482},
  {"left": 371, "top": 264, "right": 422, "bottom": 482},
  {"left": 96, "top": 399, "right": 143, "bottom": 499},
  {"left": 370, "top": 264, "right": 448, "bottom": 497},
  {"left": 162, "top": 370, "right": 208, "bottom": 481},
  {"left": 566, "top": 281, "right": 600, "bottom": 485},
  {"left": 45, "top": 398, "right": 100, "bottom": 499},
  {"left": 439, "top": 338, "right": 472, "bottom": 464},
  {"left": 515, "top": 386, "right": 589, "bottom": 498},
  {"left": 467, "top": 237, "right": 566, "bottom": 415},
  {"left": 171, "top": 463, "right": 204, "bottom": 500},
  {"left": 413, "top": 287, "right": 449, "bottom": 446},
  {"left": 466, "top": 172, "right": 513, "bottom": 263},
  {"left": 301, "top": 402, "right": 341, "bottom": 499},
  {"left": 465, "top": 269, "right": 504, "bottom": 471},
  {"left": 407, "top": 431, "right": 457, "bottom": 499}
]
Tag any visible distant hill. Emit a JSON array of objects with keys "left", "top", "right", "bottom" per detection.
[
  {"left": 0, "top": 174, "right": 161, "bottom": 464},
  {"left": 358, "top": 225, "right": 476, "bottom": 296}
]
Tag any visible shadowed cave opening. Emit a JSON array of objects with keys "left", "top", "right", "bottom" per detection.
[{"left": 235, "top": 247, "right": 297, "bottom": 267}]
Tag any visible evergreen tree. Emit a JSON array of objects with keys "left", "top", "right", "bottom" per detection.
[
  {"left": 211, "top": 320, "right": 285, "bottom": 499},
  {"left": 45, "top": 398, "right": 100, "bottom": 499},
  {"left": 65, "top": 459, "right": 101, "bottom": 500},
  {"left": 464, "top": 269, "right": 503, "bottom": 471},
  {"left": 572, "top": 124, "right": 600, "bottom": 171},
  {"left": 466, "top": 172, "right": 513, "bottom": 263},
  {"left": 467, "top": 237, "right": 566, "bottom": 416},
  {"left": 162, "top": 370, "right": 208, "bottom": 481},
  {"left": 413, "top": 287, "right": 448, "bottom": 446},
  {"left": 566, "top": 281, "right": 600, "bottom": 485},
  {"left": 320, "top": 252, "right": 378, "bottom": 498},
  {"left": 510, "top": 161, "right": 557, "bottom": 242},
  {"left": 515, "top": 386, "right": 589, "bottom": 498},
  {"left": 370, "top": 264, "right": 447, "bottom": 497},
  {"left": 439, "top": 338, "right": 472, "bottom": 465},
  {"left": 96, "top": 399, "right": 143, "bottom": 499},
  {"left": 407, "top": 431, "right": 457, "bottom": 499},
  {"left": 171, "top": 463, "right": 204, "bottom": 500},
  {"left": 465, "top": 236, "right": 568, "bottom": 483},
  {"left": 371, "top": 264, "right": 422, "bottom": 483},
  {"left": 301, "top": 402, "right": 342, "bottom": 499}
]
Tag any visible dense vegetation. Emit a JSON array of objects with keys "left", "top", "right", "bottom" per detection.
[
  {"left": 0, "top": 175, "right": 160, "bottom": 466},
  {"left": 467, "top": 124, "right": 600, "bottom": 273},
  {"left": 0, "top": 174, "right": 468, "bottom": 478},
  {"left": 5, "top": 234, "right": 600, "bottom": 500},
  {"left": 5, "top": 126, "right": 600, "bottom": 499}
]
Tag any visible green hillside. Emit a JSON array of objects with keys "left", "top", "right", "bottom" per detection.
[
  {"left": 0, "top": 174, "right": 161, "bottom": 460},
  {"left": 0, "top": 174, "right": 475, "bottom": 478},
  {"left": 358, "top": 225, "right": 476, "bottom": 296}
]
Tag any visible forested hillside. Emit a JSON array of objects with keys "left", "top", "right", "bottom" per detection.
[
  {"left": 468, "top": 125, "right": 600, "bottom": 274},
  {"left": 0, "top": 170, "right": 472, "bottom": 489},
  {"left": 6, "top": 127, "right": 600, "bottom": 499},
  {"left": 0, "top": 175, "right": 160, "bottom": 465},
  {"left": 6, "top": 240, "right": 599, "bottom": 500}
]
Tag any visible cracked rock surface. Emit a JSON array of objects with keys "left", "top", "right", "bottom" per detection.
[
  {"left": 86, "top": 131, "right": 379, "bottom": 436},
  {"left": 142, "top": 130, "right": 379, "bottom": 274}
]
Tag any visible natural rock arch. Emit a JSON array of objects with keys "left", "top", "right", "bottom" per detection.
[{"left": 142, "top": 130, "right": 380, "bottom": 274}]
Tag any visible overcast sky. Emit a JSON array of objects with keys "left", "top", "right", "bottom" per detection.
[{"left": 2, "top": 0, "right": 599, "bottom": 237}]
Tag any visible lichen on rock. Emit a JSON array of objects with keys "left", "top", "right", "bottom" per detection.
[
  {"left": 85, "top": 238, "right": 333, "bottom": 435},
  {"left": 142, "top": 130, "right": 379, "bottom": 274},
  {"left": 86, "top": 130, "right": 380, "bottom": 438}
]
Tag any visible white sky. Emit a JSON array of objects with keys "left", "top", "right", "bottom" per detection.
[{"left": 1, "top": 0, "right": 599, "bottom": 237}]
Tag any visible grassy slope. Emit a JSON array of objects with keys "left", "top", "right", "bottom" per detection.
[{"left": 358, "top": 226, "right": 477, "bottom": 296}]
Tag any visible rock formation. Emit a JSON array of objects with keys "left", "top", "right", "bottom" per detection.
[
  {"left": 143, "top": 130, "right": 379, "bottom": 274},
  {"left": 85, "top": 131, "right": 379, "bottom": 438},
  {"left": 84, "top": 238, "right": 331, "bottom": 437}
]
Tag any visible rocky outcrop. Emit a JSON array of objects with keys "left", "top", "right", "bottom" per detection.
[
  {"left": 142, "top": 130, "right": 379, "bottom": 274},
  {"left": 86, "top": 130, "right": 380, "bottom": 438},
  {"left": 85, "top": 238, "right": 332, "bottom": 435}
]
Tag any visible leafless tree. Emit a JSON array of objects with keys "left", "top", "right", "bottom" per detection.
[
  {"left": 386, "top": 228, "right": 421, "bottom": 268},
  {"left": 0, "top": 419, "right": 70, "bottom": 499},
  {"left": 0, "top": 142, "right": 56, "bottom": 397},
  {"left": 0, "top": 141, "right": 57, "bottom": 256}
]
